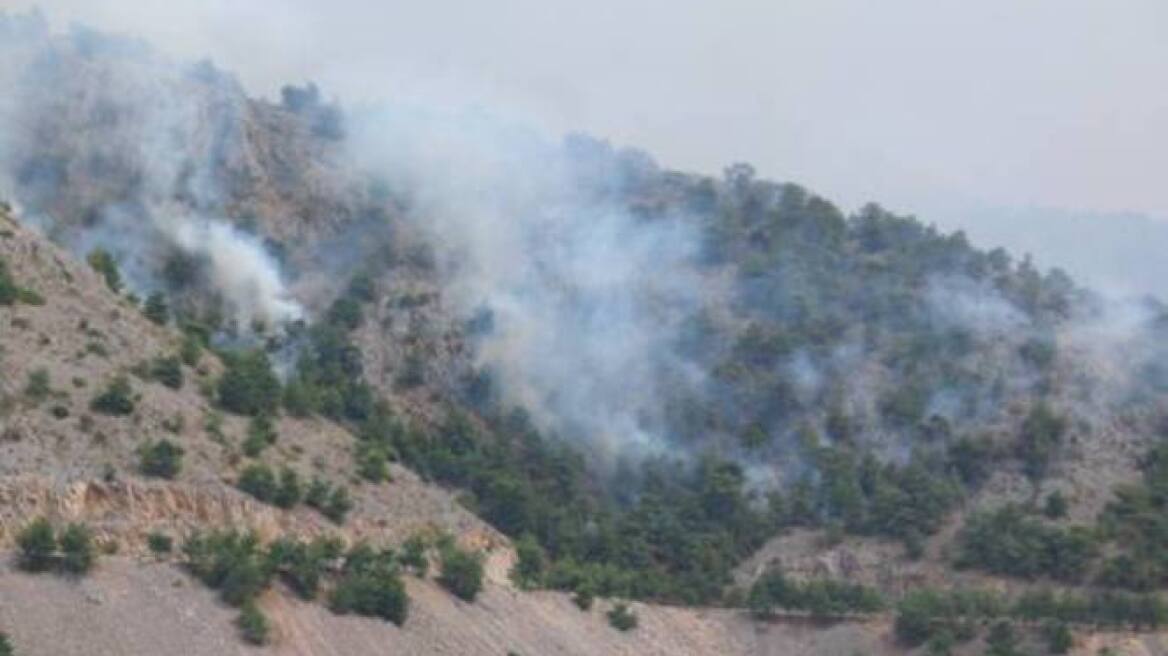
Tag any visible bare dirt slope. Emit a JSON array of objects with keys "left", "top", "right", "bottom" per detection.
[
  {"left": 3, "top": 557, "right": 1165, "bottom": 656},
  {"left": 0, "top": 555, "right": 898, "bottom": 656}
]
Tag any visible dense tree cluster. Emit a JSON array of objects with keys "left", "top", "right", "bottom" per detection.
[
  {"left": 747, "top": 570, "right": 884, "bottom": 619},
  {"left": 1095, "top": 439, "right": 1168, "bottom": 590},
  {"left": 894, "top": 586, "right": 1168, "bottom": 648},
  {"left": 954, "top": 505, "right": 1097, "bottom": 582}
]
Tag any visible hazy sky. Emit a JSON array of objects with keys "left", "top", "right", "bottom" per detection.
[{"left": 9, "top": 0, "right": 1168, "bottom": 226}]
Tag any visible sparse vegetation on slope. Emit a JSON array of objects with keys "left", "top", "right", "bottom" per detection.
[{"left": 16, "top": 518, "right": 97, "bottom": 576}]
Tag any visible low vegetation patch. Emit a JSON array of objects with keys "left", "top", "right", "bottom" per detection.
[
  {"left": 182, "top": 530, "right": 410, "bottom": 643},
  {"left": 138, "top": 439, "right": 185, "bottom": 479},
  {"left": 15, "top": 518, "right": 97, "bottom": 576},
  {"left": 0, "top": 256, "right": 45, "bottom": 306}
]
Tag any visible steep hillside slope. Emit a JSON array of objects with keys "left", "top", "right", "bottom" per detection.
[
  {"left": 0, "top": 206, "right": 486, "bottom": 551},
  {"left": 8, "top": 11, "right": 1168, "bottom": 655}
]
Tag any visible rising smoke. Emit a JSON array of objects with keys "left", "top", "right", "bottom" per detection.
[
  {"left": 3, "top": 9, "right": 1168, "bottom": 478},
  {"left": 0, "top": 11, "right": 303, "bottom": 330},
  {"left": 347, "top": 107, "right": 709, "bottom": 459}
]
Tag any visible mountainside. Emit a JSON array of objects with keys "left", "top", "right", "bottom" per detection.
[{"left": 4, "top": 10, "right": 1168, "bottom": 655}]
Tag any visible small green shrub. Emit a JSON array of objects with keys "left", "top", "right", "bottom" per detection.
[
  {"left": 143, "top": 292, "right": 169, "bottom": 325},
  {"left": 236, "top": 600, "right": 270, "bottom": 645},
  {"left": 438, "top": 546, "right": 484, "bottom": 602},
  {"left": 150, "top": 356, "right": 184, "bottom": 390},
  {"left": 510, "top": 534, "right": 546, "bottom": 589},
  {"left": 237, "top": 464, "right": 277, "bottom": 503},
  {"left": 147, "top": 532, "right": 174, "bottom": 554},
  {"left": 139, "top": 439, "right": 184, "bottom": 479},
  {"left": 16, "top": 518, "right": 56, "bottom": 573},
  {"left": 323, "top": 486, "right": 353, "bottom": 524},
  {"left": 24, "top": 369, "right": 51, "bottom": 401},
  {"left": 0, "top": 257, "right": 17, "bottom": 305},
  {"left": 273, "top": 468, "right": 303, "bottom": 509},
  {"left": 606, "top": 602, "right": 638, "bottom": 631},
  {"left": 356, "top": 444, "right": 390, "bottom": 483},
  {"left": 179, "top": 333, "right": 203, "bottom": 367},
  {"left": 399, "top": 535, "right": 428, "bottom": 577},
  {"left": 87, "top": 249, "right": 122, "bottom": 293},
  {"left": 90, "top": 376, "right": 135, "bottom": 416},
  {"left": 241, "top": 415, "right": 277, "bottom": 458},
  {"left": 304, "top": 478, "right": 330, "bottom": 509},
  {"left": 59, "top": 523, "right": 96, "bottom": 575},
  {"left": 329, "top": 551, "right": 409, "bottom": 626}
]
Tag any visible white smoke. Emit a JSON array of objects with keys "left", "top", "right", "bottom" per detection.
[
  {"left": 348, "top": 106, "right": 706, "bottom": 459},
  {"left": 0, "top": 13, "right": 303, "bottom": 330},
  {"left": 168, "top": 217, "right": 303, "bottom": 327}
]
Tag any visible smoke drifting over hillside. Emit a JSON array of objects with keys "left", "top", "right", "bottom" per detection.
[
  {"left": 347, "top": 109, "right": 707, "bottom": 458},
  {"left": 0, "top": 12, "right": 302, "bottom": 329},
  {"left": 3, "top": 9, "right": 1168, "bottom": 480}
]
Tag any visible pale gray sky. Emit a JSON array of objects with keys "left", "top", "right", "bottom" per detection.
[{"left": 8, "top": 0, "right": 1168, "bottom": 225}]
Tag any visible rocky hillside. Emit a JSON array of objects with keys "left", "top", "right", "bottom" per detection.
[{"left": 6, "top": 10, "right": 1168, "bottom": 656}]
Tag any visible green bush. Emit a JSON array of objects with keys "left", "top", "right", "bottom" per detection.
[
  {"left": 356, "top": 443, "right": 390, "bottom": 483},
  {"left": 179, "top": 333, "right": 203, "bottom": 367},
  {"left": 16, "top": 518, "right": 57, "bottom": 573},
  {"left": 0, "top": 632, "right": 11, "bottom": 656},
  {"left": 139, "top": 439, "right": 184, "bottom": 479},
  {"left": 606, "top": 602, "right": 638, "bottom": 631},
  {"left": 24, "top": 369, "right": 51, "bottom": 401},
  {"left": 87, "top": 249, "right": 122, "bottom": 293},
  {"left": 59, "top": 523, "right": 96, "bottom": 575},
  {"left": 217, "top": 351, "right": 281, "bottom": 417},
  {"left": 143, "top": 292, "right": 169, "bottom": 325},
  {"left": 0, "top": 257, "right": 17, "bottom": 305},
  {"left": 1017, "top": 403, "right": 1067, "bottom": 481},
  {"left": 573, "top": 583, "right": 595, "bottom": 611},
  {"left": 237, "top": 464, "right": 277, "bottom": 503},
  {"left": 510, "top": 534, "right": 546, "bottom": 589},
  {"left": 236, "top": 600, "right": 269, "bottom": 645},
  {"left": 329, "top": 558, "right": 409, "bottom": 626},
  {"left": 147, "top": 532, "right": 174, "bottom": 554},
  {"left": 266, "top": 536, "right": 342, "bottom": 600},
  {"left": 303, "top": 477, "right": 352, "bottom": 523},
  {"left": 1044, "top": 621, "right": 1073, "bottom": 654},
  {"left": 150, "top": 356, "right": 184, "bottom": 390},
  {"left": 438, "top": 546, "right": 484, "bottom": 602},
  {"left": 1044, "top": 491, "right": 1069, "bottom": 519},
  {"left": 323, "top": 486, "right": 353, "bottom": 524},
  {"left": 90, "top": 376, "right": 135, "bottom": 416},
  {"left": 304, "top": 478, "right": 330, "bottom": 509},
  {"left": 748, "top": 569, "right": 884, "bottom": 619},
  {"left": 399, "top": 535, "right": 428, "bottom": 577},
  {"left": 182, "top": 530, "right": 272, "bottom": 607},
  {"left": 16, "top": 519, "right": 98, "bottom": 576},
  {"left": 954, "top": 505, "right": 1096, "bottom": 582},
  {"left": 273, "top": 468, "right": 303, "bottom": 509},
  {"left": 242, "top": 415, "right": 277, "bottom": 457}
]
